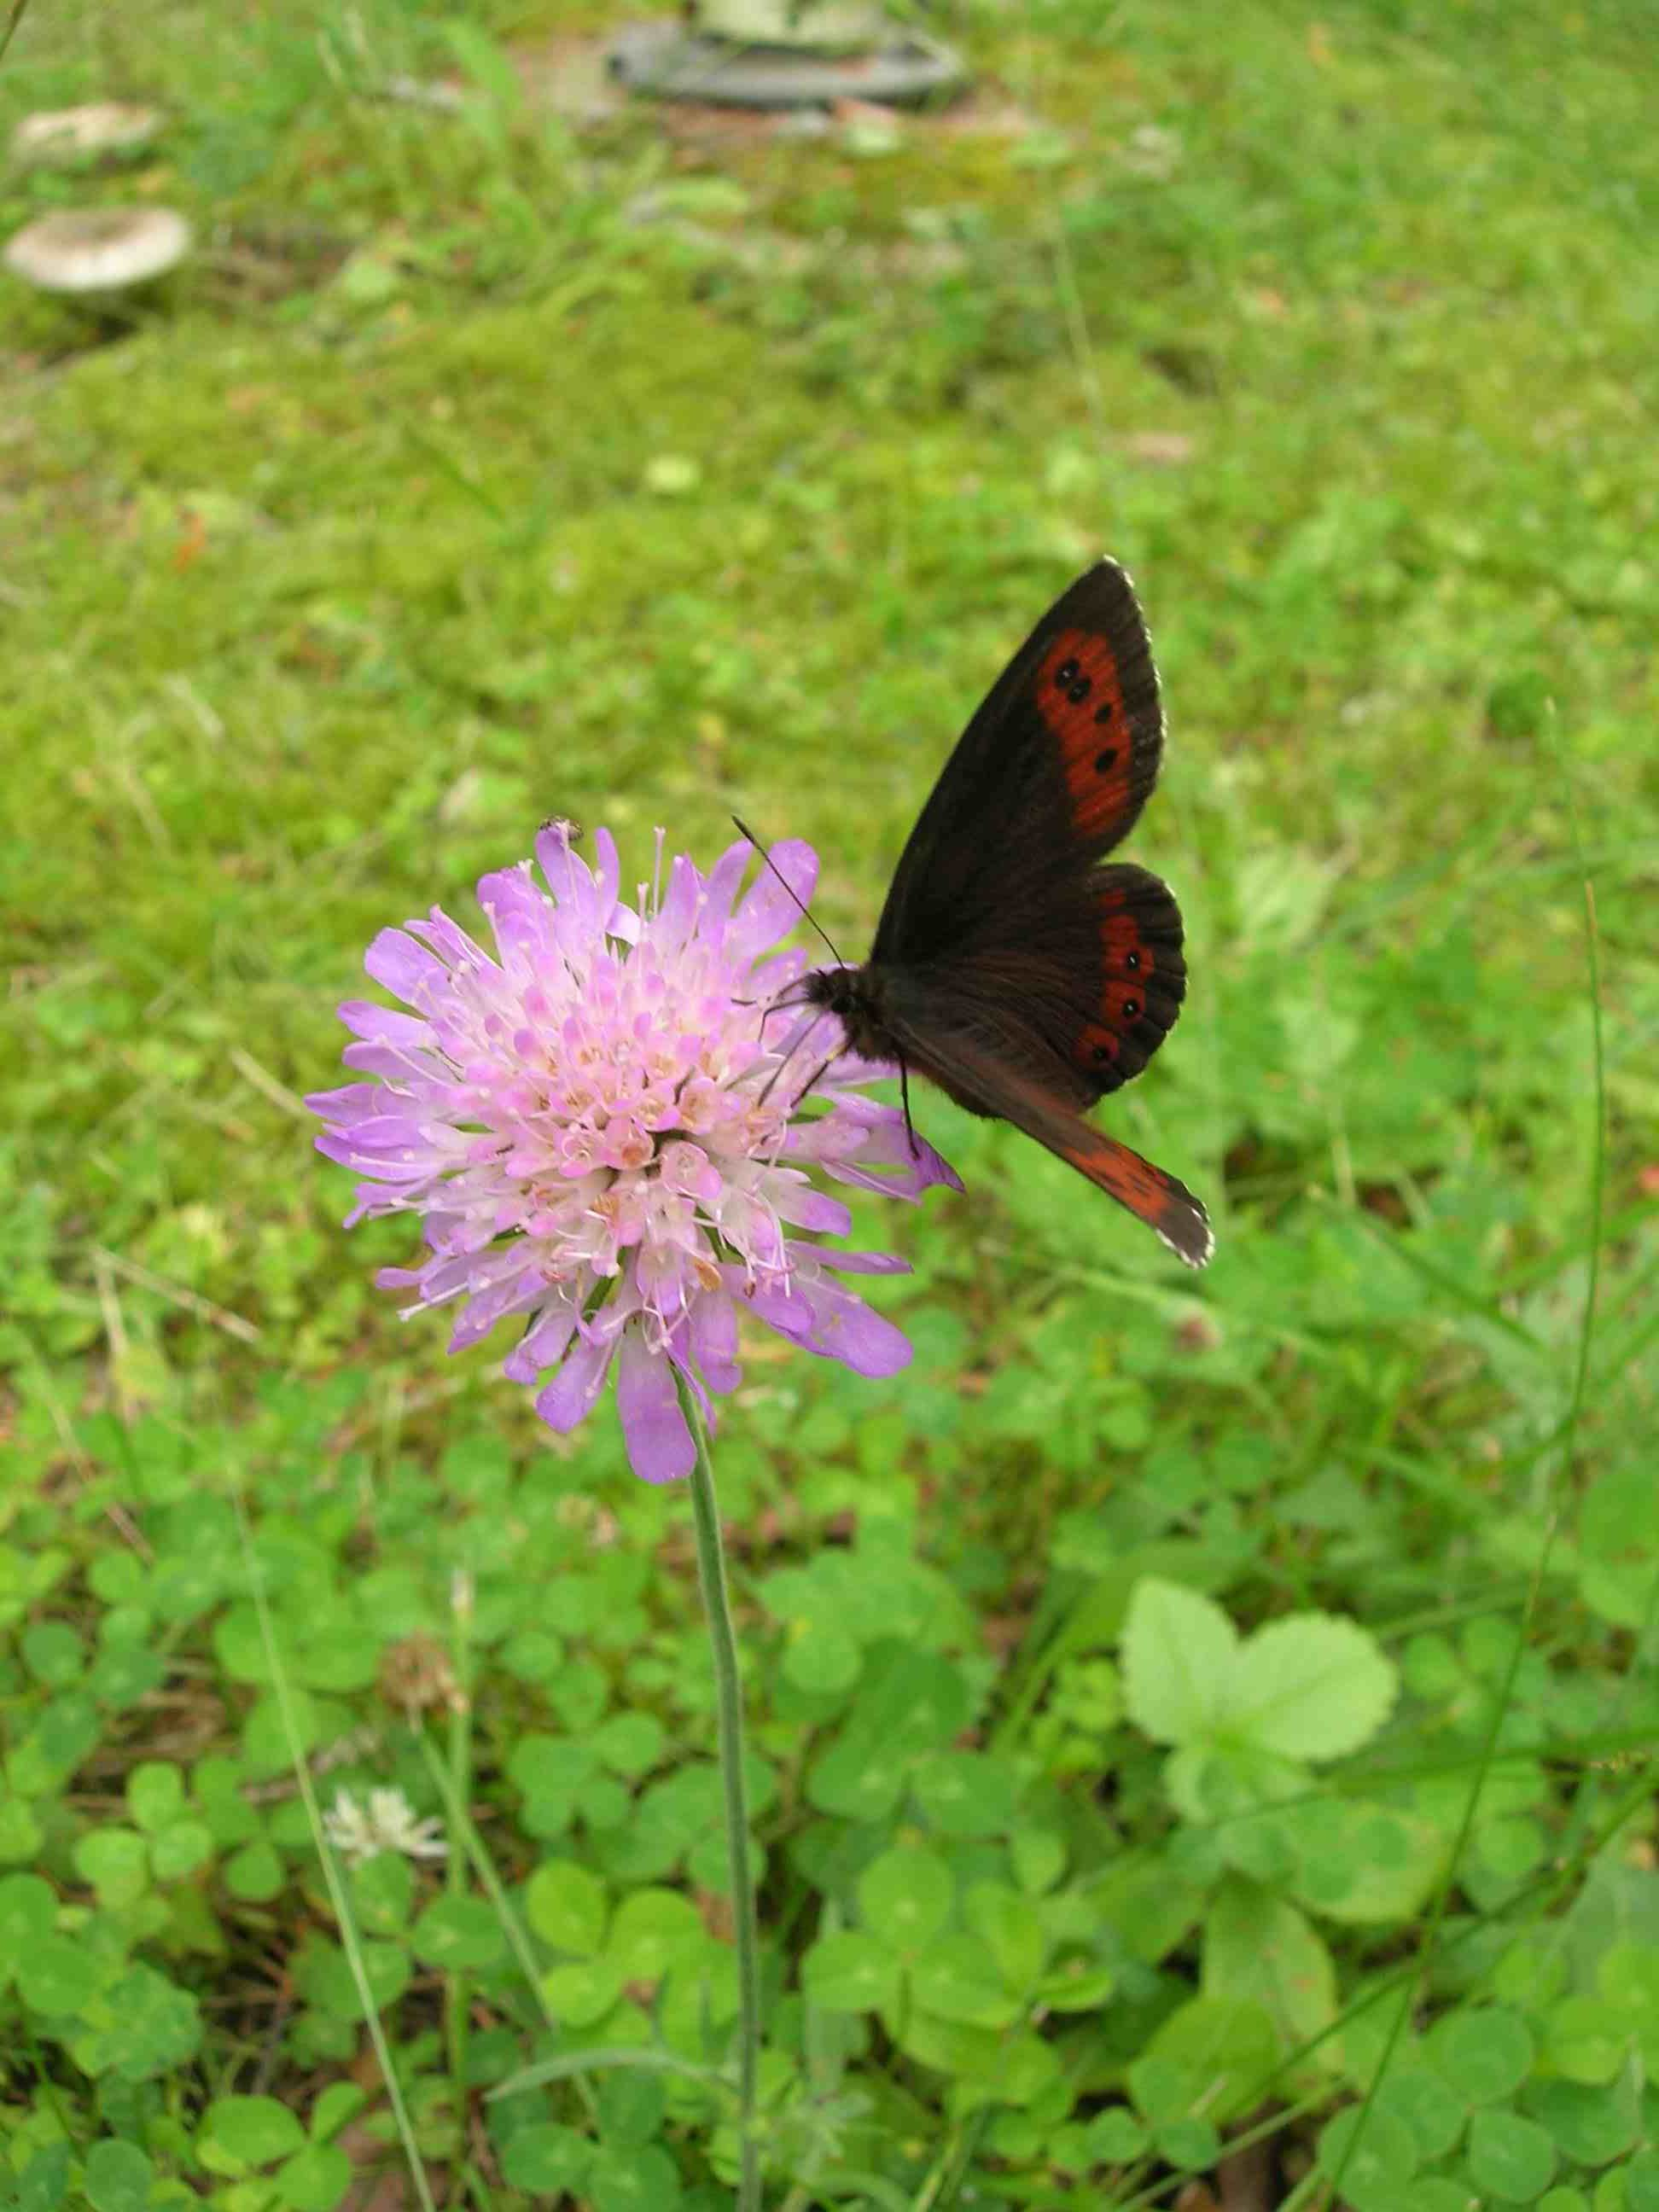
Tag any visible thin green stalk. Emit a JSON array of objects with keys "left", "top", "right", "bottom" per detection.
[{"left": 678, "top": 1374, "right": 763, "bottom": 2212}]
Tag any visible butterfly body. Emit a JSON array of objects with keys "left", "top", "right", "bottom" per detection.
[{"left": 800, "top": 560, "right": 1213, "bottom": 1268}]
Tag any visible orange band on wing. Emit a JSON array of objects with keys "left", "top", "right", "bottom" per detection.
[{"left": 1037, "top": 627, "right": 1136, "bottom": 842}]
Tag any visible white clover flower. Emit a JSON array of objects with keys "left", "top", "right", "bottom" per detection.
[{"left": 322, "top": 1786, "right": 447, "bottom": 1869}]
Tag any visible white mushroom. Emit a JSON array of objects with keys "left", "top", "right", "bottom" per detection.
[
  {"left": 11, "top": 102, "right": 161, "bottom": 166},
  {"left": 3, "top": 207, "right": 192, "bottom": 294}
]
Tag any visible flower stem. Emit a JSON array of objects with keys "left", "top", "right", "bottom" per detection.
[{"left": 678, "top": 1377, "right": 762, "bottom": 2212}]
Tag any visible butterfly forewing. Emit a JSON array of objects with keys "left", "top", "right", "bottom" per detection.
[
  {"left": 870, "top": 560, "right": 1163, "bottom": 969},
  {"left": 879, "top": 1009, "right": 1213, "bottom": 1268}
]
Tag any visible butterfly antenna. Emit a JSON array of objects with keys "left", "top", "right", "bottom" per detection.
[{"left": 731, "top": 815, "right": 845, "bottom": 967}]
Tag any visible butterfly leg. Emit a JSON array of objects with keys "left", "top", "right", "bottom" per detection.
[
  {"left": 757, "top": 1009, "right": 832, "bottom": 1107},
  {"left": 787, "top": 1051, "right": 840, "bottom": 1111},
  {"left": 899, "top": 1059, "right": 920, "bottom": 1159}
]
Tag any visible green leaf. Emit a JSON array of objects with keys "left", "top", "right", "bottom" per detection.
[
  {"left": 1084, "top": 2108, "right": 1149, "bottom": 2163},
  {"left": 1315, "top": 2105, "right": 1419, "bottom": 2194},
  {"left": 294, "top": 1626, "right": 379, "bottom": 1695},
  {"left": 224, "top": 1839, "right": 285, "bottom": 1902},
  {"left": 911, "top": 1936, "right": 1022, "bottom": 2029},
  {"left": 1522, "top": 2075, "right": 1640, "bottom": 2168},
  {"left": 1154, "top": 2116, "right": 1222, "bottom": 2175},
  {"left": 526, "top": 1860, "right": 609, "bottom": 1957},
  {"left": 0, "top": 1795, "right": 44, "bottom": 1865},
  {"left": 89, "top": 1962, "right": 203, "bottom": 2081},
  {"left": 590, "top": 2144, "right": 682, "bottom": 2212},
  {"left": 1202, "top": 1880, "right": 1338, "bottom": 2069},
  {"left": 192, "top": 1755, "right": 259, "bottom": 1847},
  {"left": 782, "top": 1615, "right": 859, "bottom": 1695},
  {"left": 1466, "top": 2110, "right": 1557, "bottom": 2203},
  {"left": 1010, "top": 1828, "right": 1066, "bottom": 1895},
  {"left": 1410, "top": 2183, "right": 1482, "bottom": 2212},
  {"left": 352, "top": 1850, "right": 415, "bottom": 1936},
  {"left": 0, "top": 1872, "right": 57, "bottom": 1976},
  {"left": 1598, "top": 1939, "right": 1659, "bottom": 2068},
  {"left": 297, "top": 1936, "right": 410, "bottom": 2019},
  {"left": 500, "top": 2125, "right": 593, "bottom": 2192},
  {"left": 18, "top": 1933, "right": 100, "bottom": 2016},
  {"left": 241, "top": 1687, "right": 324, "bottom": 1778},
  {"left": 605, "top": 1889, "right": 705, "bottom": 1982},
  {"left": 1545, "top": 1995, "right": 1630, "bottom": 2084},
  {"left": 859, "top": 1847, "right": 954, "bottom": 1953},
  {"left": 1228, "top": 1614, "right": 1397, "bottom": 1761},
  {"left": 410, "top": 1895, "right": 507, "bottom": 1971},
  {"left": 593, "top": 1712, "right": 665, "bottom": 1778},
  {"left": 127, "top": 1760, "right": 186, "bottom": 1832},
  {"left": 22, "top": 1621, "right": 84, "bottom": 1686},
  {"left": 501, "top": 1627, "right": 567, "bottom": 1683},
  {"left": 1134, "top": 1998, "right": 1280, "bottom": 2124},
  {"left": 274, "top": 2140, "right": 354, "bottom": 2211},
  {"left": 12, "top": 2144, "right": 71, "bottom": 2212},
  {"left": 74, "top": 1828, "right": 151, "bottom": 1908},
  {"left": 149, "top": 1819, "right": 213, "bottom": 1883},
  {"left": 1121, "top": 1577, "right": 1238, "bottom": 1745},
  {"left": 1372, "top": 2067, "right": 1467, "bottom": 2162},
  {"left": 1285, "top": 1797, "right": 1443, "bottom": 1924},
  {"left": 806, "top": 1646, "right": 971, "bottom": 1819},
  {"left": 1430, "top": 2005, "right": 1534, "bottom": 2104},
  {"left": 310, "top": 2082, "right": 368, "bottom": 2141},
  {"left": 911, "top": 1750, "right": 1020, "bottom": 1838},
  {"left": 83, "top": 2141, "right": 153, "bottom": 2212},
  {"left": 542, "top": 1955, "right": 626, "bottom": 2027},
  {"left": 1166, "top": 1740, "right": 1306, "bottom": 1829},
  {"left": 1626, "top": 2151, "right": 1659, "bottom": 2212},
  {"left": 964, "top": 1882, "right": 1046, "bottom": 1992},
  {"left": 203, "top": 2095, "right": 307, "bottom": 2167},
  {"left": 802, "top": 1930, "right": 902, "bottom": 2015},
  {"left": 596, "top": 2069, "right": 667, "bottom": 2146},
  {"left": 86, "top": 1642, "right": 166, "bottom": 1710},
  {"left": 1093, "top": 1859, "right": 1203, "bottom": 1964},
  {"left": 596, "top": 1763, "right": 727, "bottom": 1883}
]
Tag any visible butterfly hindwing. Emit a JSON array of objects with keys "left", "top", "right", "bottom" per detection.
[
  {"left": 875, "top": 862, "right": 1185, "bottom": 1108},
  {"left": 1073, "top": 864, "right": 1187, "bottom": 1098},
  {"left": 870, "top": 560, "right": 1164, "bottom": 970}
]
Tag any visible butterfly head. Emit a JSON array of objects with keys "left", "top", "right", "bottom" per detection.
[{"left": 798, "top": 962, "right": 893, "bottom": 1068}]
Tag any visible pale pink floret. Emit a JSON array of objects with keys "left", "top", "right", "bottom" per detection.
[{"left": 309, "top": 826, "right": 959, "bottom": 1482}]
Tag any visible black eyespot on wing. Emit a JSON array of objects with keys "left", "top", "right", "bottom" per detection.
[{"left": 1070, "top": 864, "right": 1187, "bottom": 1098}]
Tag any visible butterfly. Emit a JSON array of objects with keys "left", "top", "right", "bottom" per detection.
[{"left": 796, "top": 559, "right": 1213, "bottom": 1267}]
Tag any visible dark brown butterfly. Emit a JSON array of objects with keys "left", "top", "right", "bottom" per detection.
[{"left": 799, "top": 559, "right": 1213, "bottom": 1267}]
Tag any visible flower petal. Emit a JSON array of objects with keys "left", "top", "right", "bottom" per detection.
[
  {"left": 689, "top": 1289, "right": 742, "bottom": 1394},
  {"left": 364, "top": 927, "right": 449, "bottom": 1009},
  {"left": 504, "top": 1300, "right": 580, "bottom": 1384},
  {"left": 338, "top": 1001, "right": 435, "bottom": 1047},
  {"left": 478, "top": 863, "right": 556, "bottom": 967},
  {"left": 615, "top": 1328, "right": 695, "bottom": 1483},
  {"left": 728, "top": 837, "right": 818, "bottom": 958},
  {"left": 534, "top": 1332, "right": 615, "bottom": 1432}
]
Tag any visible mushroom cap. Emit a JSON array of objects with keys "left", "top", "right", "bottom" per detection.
[
  {"left": 3, "top": 206, "right": 192, "bottom": 293},
  {"left": 11, "top": 102, "right": 162, "bottom": 166}
]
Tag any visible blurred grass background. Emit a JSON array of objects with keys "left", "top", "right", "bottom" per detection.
[{"left": 2, "top": 0, "right": 1656, "bottom": 2201}]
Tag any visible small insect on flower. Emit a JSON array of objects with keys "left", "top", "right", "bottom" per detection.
[
  {"left": 310, "top": 825, "right": 960, "bottom": 1483},
  {"left": 322, "top": 1786, "right": 447, "bottom": 1869}
]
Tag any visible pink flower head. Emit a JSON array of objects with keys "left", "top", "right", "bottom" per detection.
[{"left": 309, "top": 824, "right": 960, "bottom": 1483}]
